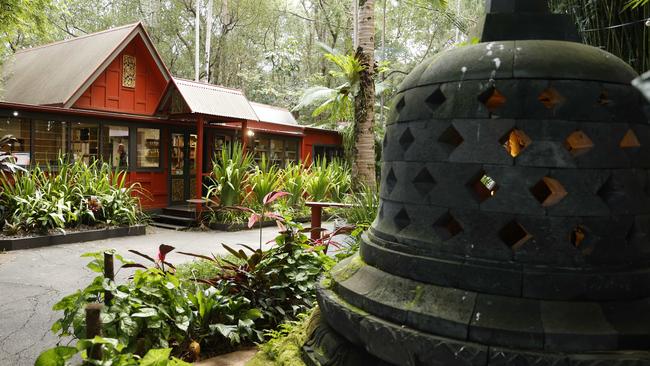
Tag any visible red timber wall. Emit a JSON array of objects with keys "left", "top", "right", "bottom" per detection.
[
  {"left": 301, "top": 129, "right": 343, "bottom": 164},
  {"left": 73, "top": 35, "right": 170, "bottom": 210},
  {"left": 73, "top": 36, "right": 167, "bottom": 115}
]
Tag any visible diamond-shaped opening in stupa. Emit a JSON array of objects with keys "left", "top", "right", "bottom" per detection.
[
  {"left": 530, "top": 177, "right": 568, "bottom": 207},
  {"left": 433, "top": 212, "right": 463, "bottom": 241},
  {"left": 499, "top": 220, "right": 532, "bottom": 251},
  {"left": 478, "top": 85, "right": 507, "bottom": 113},
  {"left": 564, "top": 130, "right": 594, "bottom": 157},
  {"left": 500, "top": 128, "right": 532, "bottom": 158},
  {"left": 468, "top": 170, "right": 499, "bottom": 203}
]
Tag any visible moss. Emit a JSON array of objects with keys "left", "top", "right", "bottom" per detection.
[
  {"left": 246, "top": 309, "right": 319, "bottom": 366},
  {"left": 405, "top": 285, "right": 423, "bottom": 309},
  {"left": 329, "top": 254, "right": 365, "bottom": 283}
]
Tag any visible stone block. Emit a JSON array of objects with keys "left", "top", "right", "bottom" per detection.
[
  {"left": 449, "top": 119, "right": 515, "bottom": 165},
  {"left": 469, "top": 294, "right": 544, "bottom": 349},
  {"left": 540, "top": 301, "right": 618, "bottom": 352}
]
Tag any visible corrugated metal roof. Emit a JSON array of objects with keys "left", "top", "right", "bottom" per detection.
[
  {"left": 1, "top": 23, "right": 140, "bottom": 106},
  {"left": 172, "top": 78, "right": 258, "bottom": 121},
  {"left": 250, "top": 102, "right": 297, "bottom": 126}
]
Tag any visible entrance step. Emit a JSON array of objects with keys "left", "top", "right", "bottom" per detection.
[
  {"left": 152, "top": 213, "right": 197, "bottom": 228},
  {"left": 149, "top": 222, "right": 189, "bottom": 231},
  {"left": 162, "top": 205, "right": 198, "bottom": 219}
]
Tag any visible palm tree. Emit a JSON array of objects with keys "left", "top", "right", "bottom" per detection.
[{"left": 353, "top": 0, "right": 377, "bottom": 189}]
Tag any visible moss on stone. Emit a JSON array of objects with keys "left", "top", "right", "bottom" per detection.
[
  {"left": 330, "top": 254, "right": 365, "bottom": 283},
  {"left": 245, "top": 309, "right": 319, "bottom": 366},
  {"left": 405, "top": 285, "right": 423, "bottom": 309}
]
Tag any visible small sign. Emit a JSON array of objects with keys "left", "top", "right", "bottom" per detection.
[{"left": 13, "top": 152, "right": 30, "bottom": 166}]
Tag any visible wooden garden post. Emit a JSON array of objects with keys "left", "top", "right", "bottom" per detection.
[
  {"left": 103, "top": 252, "right": 114, "bottom": 306},
  {"left": 85, "top": 303, "right": 103, "bottom": 362}
]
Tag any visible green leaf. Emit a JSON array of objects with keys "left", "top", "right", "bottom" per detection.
[
  {"left": 131, "top": 307, "right": 158, "bottom": 318},
  {"left": 243, "top": 308, "right": 263, "bottom": 320},
  {"left": 34, "top": 346, "right": 77, "bottom": 366},
  {"left": 140, "top": 348, "right": 172, "bottom": 366}
]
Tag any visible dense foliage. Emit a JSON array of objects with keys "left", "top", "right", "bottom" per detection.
[
  {"left": 0, "top": 158, "right": 145, "bottom": 235},
  {"left": 41, "top": 217, "right": 334, "bottom": 364},
  {"left": 204, "top": 143, "right": 352, "bottom": 225}
]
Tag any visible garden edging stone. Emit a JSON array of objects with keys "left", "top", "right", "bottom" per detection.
[{"left": 0, "top": 224, "right": 146, "bottom": 251}]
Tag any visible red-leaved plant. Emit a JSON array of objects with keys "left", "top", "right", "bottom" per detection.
[
  {"left": 228, "top": 191, "right": 290, "bottom": 250},
  {"left": 123, "top": 244, "right": 177, "bottom": 274}
]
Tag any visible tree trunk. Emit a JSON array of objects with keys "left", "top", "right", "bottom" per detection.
[{"left": 353, "top": 0, "right": 376, "bottom": 189}]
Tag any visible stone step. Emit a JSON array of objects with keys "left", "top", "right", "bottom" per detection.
[
  {"left": 163, "top": 206, "right": 198, "bottom": 219},
  {"left": 149, "top": 221, "right": 189, "bottom": 231},
  {"left": 153, "top": 214, "right": 197, "bottom": 227}
]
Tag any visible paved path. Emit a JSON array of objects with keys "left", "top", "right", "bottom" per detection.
[{"left": 0, "top": 224, "right": 335, "bottom": 366}]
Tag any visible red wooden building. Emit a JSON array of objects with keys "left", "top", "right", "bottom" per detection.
[{"left": 0, "top": 23, "right": 342, "bottom": 210}]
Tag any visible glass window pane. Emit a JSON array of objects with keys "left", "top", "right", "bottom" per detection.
[
  {"left": 34, "top": 120, "right": 67, "bottom": 165},
  {"left": 188, "top": 134, "right": 197, "bottom": 174},
  {"left": 70, "top": 122, "right": 99, "bottom": 165},
  {"left": 0, "top": 117, "right": 31, "bottom": 166},
  {"left": 285, "top": 139, "right": 298, "bottom": 166},
  {"left": 171, "top": 133, "right": 184, "bottom": 174},
  {"left": 270, "top": 139, "right": 284, "bottom": 166},
  {"left": 253, "top": 137, "right": 269, "bottom": 163},
  {"left": 137, "top": 128, "right": 160, "bottom": 168},
  {"left": 102, "top": 125, "right": 129, "bottom": 169}
]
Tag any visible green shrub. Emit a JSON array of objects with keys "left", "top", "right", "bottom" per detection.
[
  {"left": 46, "top": 218, "right": 334, "bottom": 362},
  {"left": 0, "top": 157, "right": 145, "bottom": 234},
  {"left": 36, "top": 338, "right": 192, "bottom": 366}
]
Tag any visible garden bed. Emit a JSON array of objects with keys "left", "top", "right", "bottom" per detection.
[{"left": 0, "top": 224, "right": 146, "bottom": 251}]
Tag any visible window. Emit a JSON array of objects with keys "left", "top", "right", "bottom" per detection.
[
  {"left": 253, "top": 137, "right": 269, "bottom": 163},
  {"left": 136, "top": 128, "right": 160, "bottom": 168},
  {"left": 70, "top": 122, "right": 99, "bottom": 164},
  {"left": 102, "top": 125, "right": 129, "bottom": 169},
  {"left": 270, "top": 139, "right": 284, "bottom": 166},
  {"left": 0, "top": 117, "right": 30, "bottom": 165},
  {"left": 313, "top": 145, "right": 343, "bottom": 162},
  {"left": 34, "top": 120, "right": 67, "bottom": 165},
  {"left": 285, "top": 140, "right": 299, "bottom": 166}
]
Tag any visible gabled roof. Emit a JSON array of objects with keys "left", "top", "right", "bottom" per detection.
[
  {"left": 250, "top": 102, "right": 297, "bottom": 126},
  {"left": 1, "top": 22, "right": 171, "bottom": 107},
  {"left": 171, "top": 78, "right": 259, "bottom": 121}
]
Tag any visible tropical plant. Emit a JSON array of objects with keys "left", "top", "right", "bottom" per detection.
[
  {"left": 337, "top": 183, "right": 379, "bottom": 226},
  {"left": 326, "top": 158, "right": 352, "bottom": 202},
  {"left": 0, "top": 156, "right": 145, "bottom": 234},
  {"left": 206, "top": 141, "right": 253, "bottom": 207},
  {"left": 293, "top": 49, "right": 363, "bottom": 124},
  {"left": 247, "top": 154, "right": 282, "bottom": 209},
  {"left": 305, "top": 159, "right": 332, "bottom": 201},
  {"left": 281, "top": 161, "right": 308, "bottom": 208},
  {"left": 180, "top": 218, "right": 334, "bottom": 329},
  {"left": 36, "top": 338, "right": 192, "bottom": 366}
]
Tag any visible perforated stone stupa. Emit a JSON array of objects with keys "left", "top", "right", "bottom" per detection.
[{"left": 303, "top": 0, "right": 650, "bottom": 365}]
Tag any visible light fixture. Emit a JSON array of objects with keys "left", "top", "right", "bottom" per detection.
[
  {"left": 12, "top": 111, "right": 18, "bottom": 117},
  {"left": 247, "top": 130, "right": 255, "bottom": 137}
]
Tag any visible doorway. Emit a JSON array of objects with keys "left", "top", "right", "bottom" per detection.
[{"left": 169, "top": 131, "right": 197, "bottom": 205}]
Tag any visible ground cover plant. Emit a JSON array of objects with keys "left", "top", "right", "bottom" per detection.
[
  {"left": 0, "top": 157, "right": 146, "bottom": 235},
  {"left": 38, "top": 211, "right": 338, "bottom": 364}
]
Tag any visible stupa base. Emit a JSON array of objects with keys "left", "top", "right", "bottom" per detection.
[{"left": 302, "top": 256, "right": 650, "bottom": 366}]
